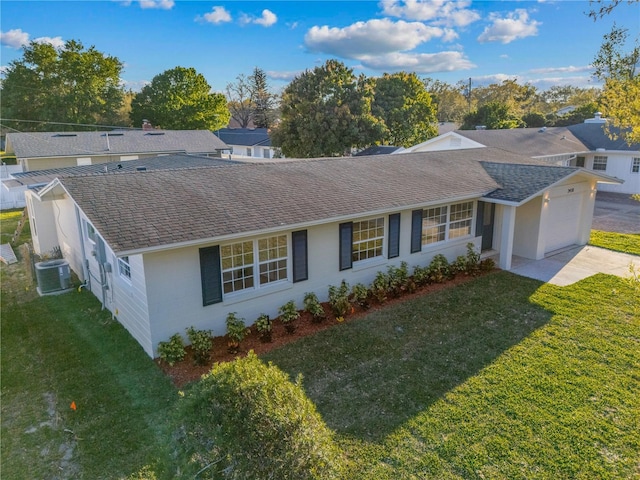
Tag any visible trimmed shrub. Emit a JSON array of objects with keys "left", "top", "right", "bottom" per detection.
[
  {"left": 157, "top": 333, "right": 185, "bottom": 366},
  {"left": 186, "top": 326, "right": 213, "bottom": 365},
  {"left": 328, "top": 280, "right": 350, "bottom": 317},
  {"left": 225, "top": 313, "right": 249, "bottom": 353},
  {"left": 303, "top": 292, "right": 326, "bottom": 323},
  {"left": 279, "top": 300, "right": 300, "bottom": 334},
  {"left": 255, "top": 313, "right": 272, "bottom": 342},
  {"left": 371, "top": 271, "right": 389, "bottom": 303},
  {"left": 427, "top": 254, "right": 451, "bottom": 283},
  {"left": 175, "top": 352, "right": 344, "bottom": 480},
  {"left": 350, "top": 283, "right": 370, "bottom": 309}
]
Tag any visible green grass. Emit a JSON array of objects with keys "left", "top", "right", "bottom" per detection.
[
  {"left": 0, "top": 208, "right": 31, "bottom": 247},
  {"left": 589, "top": 229, "right": 640, "bottom": 256},
  {"left": 3, "top": 264, "right": 638, "bottom": 478},
  {"left": 1, "top": 285, "right": 178, "bottom": 479},
  {"left": 264, "top": 271, "right": 640, "bottom": 479}
]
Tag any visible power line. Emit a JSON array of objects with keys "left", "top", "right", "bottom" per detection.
[{"left": 0, "top": 118, "right": 139, "bottom": 130}]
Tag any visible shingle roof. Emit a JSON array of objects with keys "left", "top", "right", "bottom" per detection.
[
  {"left": 354, "top": 146, "right": 403, "bottom": 156},
  {"left": 480, "top": 162, "right": 579, "bottom": 202},
  {"left": 6, "top": 130, "right": 229, "bottom": 159},
  {"left": 456, "top": 127, "right": 588, "bottom": 156},
  {"left": 5, "top": 154, "right": 238, "bottom": 189},
  {"left": 216, "top": 128, "right": 271, "bottom": 147},
  {"left": 49, "top": 147, "right": 589, "bottom": 254},
  {"left": 567, "top": 123, "right": 640, "bottom": 151}
]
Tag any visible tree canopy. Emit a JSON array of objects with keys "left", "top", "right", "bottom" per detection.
[
  {"left": 461, "top": 102, "right": 524, "bottom": 130},
  {"left": 130, "top": 66, "right": 229, "bottom": 130},
  {"left": 0, "top": 39, "right": 125, "bottom": 131},
  {"left": 272, "top": 60, "right": 381, "bottom": 157},
  {"left": 371, "top": 72, "right": 437, "bottom": 147}
]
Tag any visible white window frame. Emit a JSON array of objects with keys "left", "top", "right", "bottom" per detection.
[
  {"left": 263, "top": 148, "right": 271, "bottom": 159},
  {"left": 632, "top": 157, "right": 640, "bottom": 174},
  {"left": 593, "top": 155, "right": 608, "bottom": 171},
  {"left": 85, "top": 221, "right": 97, "bottom": 244},
  {"left": 352, "top": 217, "right": 385, "bottom": 263},
  {"left": 221, "top": 235, "right": 289, "bottom": 296},
  {"left": 421, "top": 201, "right": 474, "bottom": 247},
  {"left": 118, "top": 256, "right": 131, "bottom": 281},
  {"left": 246, "top": 147, "right": 252, "bottom": 157}
]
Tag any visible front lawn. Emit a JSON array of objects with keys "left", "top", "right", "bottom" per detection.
[
  {"left": 589, "top": 229, "right": 640, "bottom": 256},
  {"left": 265, "top": 271, "right": 640, "bottom": 479},
  {"left": 2, "top": 265, "right": 638, "bottom": 478}
]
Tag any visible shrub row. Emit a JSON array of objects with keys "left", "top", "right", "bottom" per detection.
[{"left": 158, "top": 243, "right": 494, "bottom": 366}]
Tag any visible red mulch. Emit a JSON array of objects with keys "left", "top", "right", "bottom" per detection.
[{"left": 156, "top": 273, "right": 487, "bottom": 387}]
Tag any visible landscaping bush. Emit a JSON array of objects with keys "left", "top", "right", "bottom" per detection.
[
  {"left": 225, "top": 313, "right": 249, "bottom": 354},
  {"left": 157, "top": 333, "right": 185, "bottom": 366},
  {"left": 186, "top": 326, "right": 213, "bottom": 365},
  {"left": 279, "top": 300, "right": 300, "bottom": 334},
  {"left": 387, "top": 261, "right": 414, "bottom": 296},
  {"left": 303, "top": 292, "right": 326, "bottom": 323},
  {"left": 255, "top": 313, "right": 272, "bottom": 343},
  {"left": 175, "top": 352, "right": 344, "bottom": 480},
  {"left": 412, "top": 264, "right": 430, "bottom": 287},
  {"left": 328, "top": 280, "right": 351, "bottom": 317},
  {"left": 371, "top": 271, "right": 389, "bottom": 303},
  {"left": 427, "top": 254, "right": 451, "bottom": 283},
  {"left": 350, "top": 283, "right": 370, "bottom": 309}
]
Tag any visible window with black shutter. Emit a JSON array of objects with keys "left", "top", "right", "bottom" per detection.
[
  {"left": 200, "top": 246, "right": 223, "bottom": 306},
  {"left": 291, "top": 230, "right": 308, "bottom": 282}
]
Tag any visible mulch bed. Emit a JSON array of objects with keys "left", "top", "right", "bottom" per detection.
[{"left": 156, "top": 273, "right": 489, "bottom": 387}]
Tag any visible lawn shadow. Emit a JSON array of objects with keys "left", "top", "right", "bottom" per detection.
[{"left": 263, "top": 271, "right": 553, "bottom": 443}]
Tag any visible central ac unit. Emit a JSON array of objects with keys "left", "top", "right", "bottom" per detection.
[{"left": 35, "top": 259, "right": 71, "bottom": 295}]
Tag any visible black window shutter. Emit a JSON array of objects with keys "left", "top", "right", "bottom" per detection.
[
  {"left": 410, "top": 209, "right": 423, "bottom": 253},
  {"left": 339, "top": 222, "right": 353, "bottom": 271},
  {"left": 200, "top": 246, "right": 223, "bottom": 306},
  {"left": 475, "top": 201, "right": 484, "bottom": 237},
  {"left": 388, "top": 213, "right": 400, "bottom": 258},
  {"left": 291, "top": 230, "right": 308, "bottom": 282}
]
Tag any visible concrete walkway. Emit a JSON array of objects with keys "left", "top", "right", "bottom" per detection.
[{"left": 509, "top": 245, "right": 639, "bottom": 286}]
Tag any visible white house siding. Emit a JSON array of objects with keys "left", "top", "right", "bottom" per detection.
[
  {"left": 1, "top": 165, "right": 26, "bottom": 210},
  {"left": 25, "top": 191, "right": 59, "bottom": 255},
  {"left": 143, "top": 203, "right": 481, "bottom": 356},
  {"left": 513, "top": 196, "right": 544, "bottom": 260},
  {"left": 75, "top": 210, "right": 154, "bottom": 356},
  {"left": 584, "top": 152, "right": 639, "bottom": 194},
  {"left": 50, "top": 196, "right": 85, "bottom": 278}
]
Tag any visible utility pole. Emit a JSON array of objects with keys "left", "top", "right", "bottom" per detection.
[{"left": 467, "top": 77, "right": 472, "bottom": 113}]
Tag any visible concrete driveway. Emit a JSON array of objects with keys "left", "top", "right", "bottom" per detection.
[
  {"left": 510, "top": 245, "right": 638, "bottom": 286},
  {"left": 592, "top": 192, "right": 640, "bottom": 234}
]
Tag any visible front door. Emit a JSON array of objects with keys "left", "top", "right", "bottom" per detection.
[{"left": 476, "top": 201, "right": 495, "bottom": 251}]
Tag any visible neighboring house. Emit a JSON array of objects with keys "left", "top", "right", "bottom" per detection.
[
  {"left": 399, "top": 115, "right": 638, "bottom": 194},
  {"left": 215, "top": 128, "right": 279, "bottom": 160},
  {"left": 5, "top": 154, "right": 237, "bottom": 216},
  {"left": 26, "top": 148, "right": 620, "bottom": 358},
  {"left": 354, "top": 146, "right": 404, "bottom": 156},
  {"left": 0, "top": 163, "right": 26, "bottom": 209},
  {"left": 5, "top": 129, "right": 229, "bottom": 172}
]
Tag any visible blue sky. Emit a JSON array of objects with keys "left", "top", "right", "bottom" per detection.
[{"left": 1, "top": 1, "right": 638, "bottom": 94}]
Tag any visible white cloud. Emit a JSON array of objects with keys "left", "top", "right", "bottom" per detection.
[
  {"left": 527, "top": 76, "right": 602, "bottom": 89},
  {"left": 139, "top": 0, "right": 174, "bottom": 9},
  {"left": 358, "top": 51, "right": 475, "bottom": 73},
  {"left": 528, "top": 65, "right": 593, "bottom": 74},
  {"left": 33, "top": 36, "right": 65, "bottom": 49},
  {"left": 0, "top": 29, "right": 30, "bottom": 48},
  {"left": 121, "top": 79, "right": 151, "bottom": 92},
  {"left": 0, "top": 65, "right": 9, "bottom": 76},
  {"left": 380, "top": 0, "right": 480, "bottom": 27},
  {"left": 1, "top": 29, "right": 64, "bottom": 49},
  {"left": 470, "top": 73, "right": 518, "bottom": 86},
  {"left": 254, "top": 9, "right": 278, "bottom": 27},
  {"left": 477, "top": 9, "right": 540, "bottom": 44},
  {"left": 305, "top": 19, "right": 453, "bottom": 58},
  {"left": 198, "top": 6, "right": 232, "bottom": 24},
  {"left": 267, "top": 70, "right": 303, "bottom": 82}
]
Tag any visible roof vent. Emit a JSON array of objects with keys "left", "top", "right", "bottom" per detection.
[
  {"left": 54, "top": 133, "right": 77, "bottom": 137},
  {"left": 145, "top": 132, "right": 165, "bottom": 136},
  {"left": 136, "top": 166, "right": 147, "bottom": 172},
  {"left": 475, "top": 125, "right": 486, "bottom": 130},
  {"left": 539, "top": 127, "right": 547, "bottom": 132}
]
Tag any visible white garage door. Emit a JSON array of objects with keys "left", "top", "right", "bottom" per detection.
[{"left": 545, "top": 191, "right": 583, "bottom": 253}]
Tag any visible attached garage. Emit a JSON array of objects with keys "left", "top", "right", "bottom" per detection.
[{"left": 544, "top": 182, "right": 587, "bottom": 253}]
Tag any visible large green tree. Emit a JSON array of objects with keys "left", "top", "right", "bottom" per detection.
[
  {"left": 249, "top": 67, "right": 278, "bottom": 129},
  {"left": 371, "top": 72, "right": 437, "bottom": 147},
  {"left": 0, "top": 39, "right": 125, "bottom": 131},
  {"left": 130, "top": 66, "right": 229, "bottom": 130},
  {"left": 461, "top": 102, "right": 524, "bottom": 130},
  {"left": 272, "top": 60, "right": 381, "bottom": 157},
  {"left": 423, "top": 78, "right": 469, "bottom": 124},
  {"left": 592, "top": 25, "right": 640, "bottom": 144}
]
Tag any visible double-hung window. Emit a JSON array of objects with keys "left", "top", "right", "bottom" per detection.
[
  {"left": 220, "top": 235, "right": 288, "bottom": 295},
  {"left": 118, "top": 256, "right": 131, "bottom": 280},
  {"left": 415, "top": 201, "right": 474, "bottom": 249},
  {"left": 632, "top": 157, "right": 640, "bottom": 174},
  {"left": 352, "top": 218, "right": 384, "bottom": 262},
  {"left": 593, "top": 155, "right": 608, "bottom": 171},
  {"left": 85, "top": 221, "right": 97, "bottom": 243}
]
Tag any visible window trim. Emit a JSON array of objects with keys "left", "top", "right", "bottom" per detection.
[
  {"left": 85, "top": 221, "right": 97, "bottom": 244},
  {"left": 118, "top": 256, "right": 131, "bottom": 281},
  {"left": 413, "top": 201, "right": 475, "bottom": 251},
  {"left": 351, "top": 216, "right": 385, "bottom": 264},
  {"left": 631, "top": 157, "right": 640, "bottom": 174},
  {"left": 593, "top": 155, "right": 608, "bottom": 171}
]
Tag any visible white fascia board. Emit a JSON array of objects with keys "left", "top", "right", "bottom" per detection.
[{"left": 115, "top": 191, "right": 492, "bottom": 257}]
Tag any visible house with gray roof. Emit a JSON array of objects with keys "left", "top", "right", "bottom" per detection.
[
  {"left": 5, "top": 129, "right": 229, "bottom": 172},
  {"left": 399, "top": 115, "right": 638, "bottom": 194},
  {"left": 26, "top": 148, "right": 620, "bottom": 357},
  {"left": 215, "top": 128, "right": 279, "bottom": 159}
]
